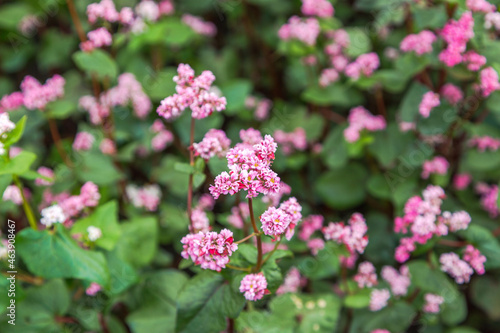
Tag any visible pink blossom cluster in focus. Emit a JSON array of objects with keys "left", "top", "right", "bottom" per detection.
[
  {"left": 193, "top": 129, "right": 231, "bottom": 160},
  {"left": 181, "top": 229, "right": 237, "bottom": 271},
  {"left": 344, "top": 106, "right": 387, "bottom": 143},
  {"left": 400, "top": 30, "right": 436, "bottom": 55},
  {"left": 439, "top": 12, "right": 475, "bottom": 67},
  {"left": 440, "top": 252, "right": 475, "bottom": 284},
  {"left": 260, "top": 197, "right": 302, "bottom": 240},
  {"left": 239, "top": 273, "right": 269, "bottom": 301},
  {"left": 274, "top": 128, "right": 307, "bottom": 155},
  {"left": 301, "top": 0, "right": 334, "bottom": 17},
  {"left": 182, "top": 14, "right": 216, "bottom": 37},
  {"left": 421, "top": 156, "right": 449, "bottom": 179},
  {"left": 157, "top": 64, "right": 226, "bottom": 120},
  {"left": 278, "top": 16, "right": 320, "bottom": 46},
  {"left": 469, "top": 135, "right": 500, "bottom": 152},
  {"left": 125, "top": 184, "right": 161, "bottom": 211}
]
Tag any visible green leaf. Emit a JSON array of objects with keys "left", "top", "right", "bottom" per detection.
[
  {"left": 413, "top": 5, "right": 448, "bottom": 30},
  {"left": 0, "top": 3, "right": 32, "bottom": 29},
  {"left": 71, "top": 201, "right": 121, "bottom": 251},
  {"left": 46, "top": 99, "right": 76, "bottom": 119},
  {"left": 114, "top": 216, "right": 158, "bottom": 267},
  {"left": 344, "top": 28, "right": 371, "bottom": 57},
  {"left": 176, "top": 271, "right": 245, "bottom": 333},
  {"left": 76, "top": 152, "right": 123, "bottom": 186},
  {"left": 17, "top": 225, "right": 110, "bottom": 286},
  {"left": 221, "top": 80, "right": 253, "bottom": 115},
  {"left": 142, "top": 67, "right": 177, "bottom": 101},
  {"left": 315, "top": 162, "right": 368, "bottom": 210},
  {"left": 302, "top": 83, "right": 364, "bottom": 107},
  {"left": 3, "top": 115, "right": 26, "bottom": 147},
  {"left": 470, "top": 275, "right": 500, "bottom": 321},
  {"left": 0, "top": 151, "right": 36, "bottom": 176},
  {"left": 105, "top": 250, "right": 138, "bottom": 295},
  {"left": 174, "top": 162, "right": 194, "bottom": 174},
  {"left": 344, "top": 290, "right": 371, "bottom": 309},
  {"left": 236, "top": 311, "right": 295, "bottom": 333},
  {"left": 367, "top": 174, "right": 392, "bottom": 200},
  {"left": 399, "top": 82, "right": 428, "bottom": 122},
  {"left": 321, "top": 125, "right": 348, "bottom": 169},
  {"left": 73, "top": 49, "right": 118, "bottom": 80},
  {"left": 368, "top": 123, "right": 413, "bottom": 167}
]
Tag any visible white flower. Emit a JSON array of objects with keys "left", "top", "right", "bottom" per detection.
[
  {"left": 87, "top": 226, "right": 102, "bottom": 242},
  {"left": 0, "top": 113, "right": 15, "bottom": 137},
  {"left": 40, "top": 204, "right": 66, "bottom": 227}
]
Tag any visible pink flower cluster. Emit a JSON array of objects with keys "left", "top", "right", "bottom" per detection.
[
  {"left": 354, "top": 261, "right": 378, "bottom": 288},
  {"left": 463, "top": 51, "right": 486, "bottom": 71},
  {"left": 345, "top": 53, "right": 380, "bottom": 80},
  {"left": 485, "top": 12, "right": 500, "bottom": 30},
  {"left": 394, "top": 186, "right": 472, "bottom": 263},
  {"left": 227, "top": 202, "right": 249, "bottom": 229},
  {"left": 299, "top": 215, "right": 324, "bottom": 241},
  {"left": 182, "top": 14, "right": 217, "bottom": 37},
  {"left": 279, "top": 197, "right": 303, "bottom": 240},
  {"left": 370, "top": 288, "right": 390, "bottom": 311},
  {"left": 419, "top": 91, "right": 440, "bottom": 118},
  {"left": 3, "top": 186, "right": 30, "bottom": 205},
  {"left": 18, "top": 75, "right": 65, "bottom": 110},
  {"left": 181, "top": 229, "right": 237, "bottom": 271},
  {"left": 344, "top": 106, "right": 387, "bottom": 143},
  {"left": 73, "top": 132, "right": 95, "bottom": 151},
  {"left": 381, "top": 265, "right": 410, "bottom": 296},
  {"left": 319, "top": 68, "right": 339, "bottom": 87},
  {"left": 0, "top": 92, "right": 24, "bottom": 113},
  {"left": 245, "top": 96, "right": 272, "bottom": 121},
  {"left": 400, "top": 30, "right": 436, "bottom": 55},
  {"left": 479, "top": 67, "right": 500, "bottom": 97},
  {"left": 260, "top": 207, "right": 291, "bottom": 238},
  {"left": 476, "top": 183, "right": 499, "bottom": 218},
  {"left": 423, "top": 294, "right": 444, "bottom": 313},
  {"left": 86, "top": 282, "right": 102, "bottom": 296},
  {"left": 421, "top": 156, "right": 449, "bottom": 179},
  {"left": 322, "top": 213, "right": 368, "bottom": 268},
  {"left": 467, "top": 0, "right": 496, "bottom": 12},
  {"left": 440, "top": 83, "right": 464, "bottom": 105},
  {"left": 193, "top": 129, "right": 231, "bottom": 160},
  {"left": 80, "top": 28, "right": 112, "bottom": 52},
  {"left": 157, "top": 64, "right": 226, "bottom": 120},
  {"left": 307, "top": 238, "right": 325, "bottom": 255},
  {"left": 278, "top": 16, "right": 320, "bottom": 46},
  {"left": 35, "top": 167, "right": 55, "bottom": 186},
  {"left": 469, "top": 135, "right": 500, "bottom": 152},
  {"left": 274, "top": 128, "right": 307, "bottom": 155},
  {"left": 453, "top": 173, "right": 472, "bottom": 190},
  {"left": 100, "top": 138, "right": 116, "bottom": 155},
  {"left": 80, "top": 73, "right": 151, "bottom": 124},
  {"left": 135, "top": 0, "right": 160, "bottom": 22},
  {"left": 42, "top": 182, "right": 100, "bottom": 220},
  {"left": 239, "top": 273, "right": 269, "bottom": 301},
  {"left": 440, "top": 252, "right": 475, "bottom": 284},
  {"left": 209, "top": 134, "right": 280, "bottom": 199},
  {"left": 190, "top": 195, "right": 215, "bottom": 233},
  {"left": 371, "top": 330, "right": 390, "bottom": 333},
  {"left": 87, "top": 0, "right": 120, "bottom": 23},
  {"left": 125, "top": 184, "right": 161, "bottom": 211},
  {"left": 439, "top": 12, "right": 475, "bottom": 67},
  {"left": 276, "top": 267, "right": 306, "bottom": 294},
  {"left": 301, "top": 0, "right": 334, "bottom": 17},
  {"left": 464, "top": 245, "right": 487, "bottom": 274},
  {"left": 150, "top": 120, "right": 173, "bottom": 152}
]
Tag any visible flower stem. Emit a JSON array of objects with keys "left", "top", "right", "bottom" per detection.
[
  {"left": 226, "top": 264, "right": 251, "bottom": 272},
  {"left": 48, "top": 118, "right": 74, "bottom": 168},
  {"left": 248, "top": 198, "right": 263, "bottom": 272},
  {"left": 438, "top": 239, "right": 467, "bottom": 247},
  {"left": 187, "top": 117, "right": 195, "bottom": 232},
  {"left": 65, "top": 0, "right": 87, "bottom": 42},
  {"left": 12, "top": 174, "right": 37, "bottom": 230},
  {"left": 261, "top": 237, "right": 282, "bottom": 266},
  {"left": 235, "top": 232, "right": 258, "bottom": 244}
]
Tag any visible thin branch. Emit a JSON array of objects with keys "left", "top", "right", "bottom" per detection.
[
  {"left": 248, "top": 198, "right": 263, "bottom": 272},
  {"left": 187, "top": 117, "right": 195, "bottom": 232},
  {"left": 12, "top": 175, "right": 37, "bottom": 230},
  {"left": 48, "top": 118, "right": 74, "bottom": 168}
]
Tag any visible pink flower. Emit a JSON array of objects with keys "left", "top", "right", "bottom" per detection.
[
  {"left": 35, "top": 167, "right": 55, "bottom": 186},
  {"left": 400, "top": 30, "right": 436, "bottom": 55},
  {"left": 85, "top": 282, "right": 101, "bottom": 296},
  {"left": 307, "top": 238, "right": 325, "bottom": 255},
  {"left": 440, "top": 83, "right": 463, "bottom": 105},
  {"left": 463, "top": 245, "right": 486, "bottom": 274},
  {"left": 345, "top": 53, "right": 380, "bottom": 80},
  {"left": 371, "top": 330, "right": 390, "bottom": 333},
  {"left": 181, "top": 229, "right": 237, "bottom": 271},
  {"left": 442, "top": 210, "right": 471, "bottom": 232},
  {"left": 423, "top": 293, "right": 445, "bottom": 313},
  {"left": 299, "top": 215, "right": 324, "bottom": 241},
  {"left": 381, "top": 265, "right": 410, "bottom": 296},
  {"left": 193, "top": 129, "right": 231, "bottom": 160},
  {"left": 469, "top": 135, "right": 500, "bottom": 152},
  {"left": 73, "top": 132, "right": 95, "bottom": 151},
  {"left": 152, "top": 130, "right": 174, "bottom": 152},
  {"left": 196, "top": 194, "right": 215, "bottom": 211},
  {"left": 86, "top": 0, "right": 119, "bottom": 23},
  {"left": 462, "top": 51, "right": 486, "bottom": 71},
  {"left": 240, "top": 273, "right": 269, "bottom": 301},
  {"left": 2, "top": 185, "right": 25, "bottom": 205},
  {"left": 0, "top": 92, "right": 24, "bottom": 113},
  {"left": 419, "top": 91, "right": 440, "bottom": 118},
  {"left": 344, "top": 106, "right": 386, "bottom": 143},
  {"left": 453, "top": 173, "right": 472, "bottom": 190},
  {"left": 477, "top": 184, "right": 499, "bottom": 218},
  {"left": 274, "top": 128, "right": 307, "bottom": 155},
  {"left": 323, "top": 213, "right": 368, "bottom": 262},
  {"left": 353, "top": 261, "right": 378, "bottom": 288},
  {"left": 439, "top": 12, "right": 475, "bottom": 67},
  {"left": 182, "top": 14, "right": 216, "bottom": 36},
  {"left": 370, "top": 289, "right": 390, "bottom": 311},
  {"left": 227, "top": 202, "right": 249, "bottom": 229},
  {"left": 86, "top": 27, "right": 112, "bottom": 49},
  {"left": 80, "top": 181, "right": 100, "bottom": 207},
  {"left": 440, "top": 252, "right": 474, "bottom": 284},
  {"left": 276, "top": 267, "right": 306, "bottom": 294},
  {"left": 421, "top": 156, "right": 449, "bottom": 179},
  {"left": 262, "top": 181, "right": 291, "bottom": 207},
  {"left": 301, "top": 0, "right": 334, "bottom": 18},
  {"left": 239, "top": 128, "right": 263, "bottom": 146},
  {"left": 119, "top": 7, "right": 134, "bottom": 25},
  {"left": 466, "top": 0, "right": 496, "bottom": 12},
  {"left": 159, "top": 0, "right": 175, "bottom": 16},
  {"left": 260, "top": 207, "right": 291, "bottom": 238},
  {"left": 319, "top": 68, "right": 339, "bottom": 87},
  {"left": 279, "top": 197, "right": 303, "bottom": 240},
  {"left": 278, "top": 16, "right": 320, "bottom": 46},
  {"left": 157, "top": 64, "right": 226, "bottom": 120},
  {"left": 191, "top": 208, "right": 210, "bottom": 233},
  {"left": 485, "top": 12, "right": 500, "bottom": 30},
  {"left": 126, "top": 184, "right": 161, "bottom": 211},
  {"left": 21, "top": 74, "right": 65, "bottom": 110},
  {"left": 135, "top": 0, "right": 160, "bottom": 22},
  {"left": 100, "top": 138, "right": 116, "bottom": 155}
]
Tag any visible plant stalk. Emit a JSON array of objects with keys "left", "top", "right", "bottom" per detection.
[{"left": 248, "top": 198, "right": 263, "bottom": 272}]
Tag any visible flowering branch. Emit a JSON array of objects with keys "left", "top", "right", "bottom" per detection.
[
  {"left": 12, "top": 174, "right": 37, "bottom": 230},
  {"left": 248, "top": 198, "right": 263, "bottom": 272}
]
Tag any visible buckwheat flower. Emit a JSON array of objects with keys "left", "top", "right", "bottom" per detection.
[
  {"left": 344, "top": 106, "right": 386, "bottom": 143},
  {"left": 440, "top": 83, "right": 463, "bottom": 105},
  {"left": 18, "top": 14, "right": 42, "bottom": 36},
  {"left": 319, "top": 68, "right": 339, "bottom": 87},
  {"left": 260, "top": 207, "right": 291, "bottom": 238},
  {"left": 152, "top": 130, "right": 174, "bottom": 152},
  {"left": 86, "top": 0, "right": 119, "bottom": 23},
  {"left": 370, "top": 289, "right": 390, "bottom": 311},
  {"left": 371, "top": 330, "right": 390, "bottom": 333},
  {"left": 439, "top": 12, "right": 475, "bottom": 67},
  {"left": 135, "top": 0, "right": 159, "bottom": 22},
  {"left": 419, "top": 91, "right": 440, "bottom": 118},
  {"left": 85, "top": 282, "right": 101, "bottom": 296},
  {"left": 462, "top": 51, "right": 486, "bottom": 71},
  {"left": 181, "top": 229, "right": 237, "bottom": 271},
  {"left": 421, "top": 156, "right": 449, "bottom": 179},
  {"left": 20, "top": 74, "right": 65, "bottom": 110},
  {"left": 466, "top": 0, "right": 496, "bottom": 12},
  {"left": 423, "top": 293, "right": 445, "bottom": 313},
  {"left": 193, "top": 129, "right": 231, "bottom": 160},
  {"left": 227, "top": 202, "right": 249, "bottom": 229},
  {"left": 87, "top": 27, "right": 112, "bottom": 49},
  {"left": 278, "top": 16, "right": 320, "bottom": 46},
  {"left": 302, "top": 55, "right": 317, "bottom": 66},
  {"left": 279, "top": 197, "right": 302, "bottom": 239},
  {"left": 345, "top": 53, "right": 380, "bottom": 80},
  {"left": 73, "top": 132, "right": 95, "bottom": 151},
  {"left": 395, "top": 237, "right": 416, "bottom": 263},
  {"left": 87, "top": 226, "right": 102, "bottom": 241},
  {"left": 254, "top": 98, "right": 272, "bottom": 121},
  {"left": 274, "top": 128, "right": 307, "bottom": 155},
  {"left": 440, "top": 252, "right": 474, "bottom": 284},
  {"left": 469, "top": 135, "right": 500, "bottom": 152},
  {"left": 381, "top": 265, "right": 410, "bottom": 296},
  {"left": 299, "top": 215, "right": 324, "bottom": 241},
  {"left": 485, "top": 12, "right": 500, "bottom": 30},
  {"left": 100, "top": 138, "right": 116, "bottom": 155},
  {"left": 130, "top": 18, "right": 147, "bottom": 34},
  {"left": 463, "top": 245, "right": 486, "bottom": 274},
  {"left": 400, "top": 30, "right": 436, "bottom": 55},
  {"left": 276, "top": 267, "right": 306, "bottom": 295},
  {"left": 354, "top": 261, "right": 378, "bottom": 288},
  {"left": 40, "top": 204, "right": 66, "bottom": 227},
  {"left": 301, "top": 0, "right": 334, "bottom": 17},
  {"left": 239, "top": 128, "right": 263, "bottom": 146},
  {"left": 0, "top": 113, "right": 16, "bottom": 137},
  {"left": 398, "top": 121, "right": 416, "bottom": 132},
  {"left": 453, "top": 173, "right": 471, "bottom": 190},
  {"left": 159, "top": 0, "right": 174, "bottom": 16},
  {"left": 79, "top": 96, "right": 110, "bottom": 125},
  {"left": 262, "top": 181, "right": 291, "bottom": 207},
  {"left": 80, "top": 181, "right": 100, "bottom": 207},
  {"left": 239, "top": 273, "right": 269, "bottom": 301},
  {"left": 477, "top": 184, "right": 499, "bottom": 218},
  {"left": 119, "top": 7, "right": 134, "bottom": 25},
  {"left": 35, "top": 167, "right": 55, "bottom": 186},
  {"left": 182, "top": 14, "right": 216, "bottom": 37},
  {"left": 60, "top": 196, "right": 85, "bottom": 218},
  {"left": 196, "top": 194, "right": 216, "bottom": 211},
  {"left": 191, "top": 208, "right": 210, "bottom": 233},
  {"left": 126, "top": 184, "right": 161, "bottom": 211},
  {"left": 307, "top": 238, "right": 325, "bottom": 255},
  {"left": 0, "top": 92, "right": 24, "bottom": 113},
  {"left": 323, "top": 213, "right": 368, "bottom": 258},
  {"left": 444, "top": 211, "right": 471, "bottom": 232},
  {"left": 2, "top": 185, "right": 26, "bottom": 205},
  {"left": 106, "top": 73, "right": 152, "bottom": 118}
]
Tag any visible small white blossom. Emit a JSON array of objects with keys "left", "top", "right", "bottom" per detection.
[{"left": 40, "top": 204, "right": 66, "bottom": 227}]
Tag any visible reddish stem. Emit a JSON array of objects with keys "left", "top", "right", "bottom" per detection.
[
  {"left": 187, "top": 117, "right": 195, "bottom": 232},
  {"left": 48, "top": 118, "right": 74, "bottom": 168},
  {"left": 248, "top": 198, "right": 263, "bottom": 272}
]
